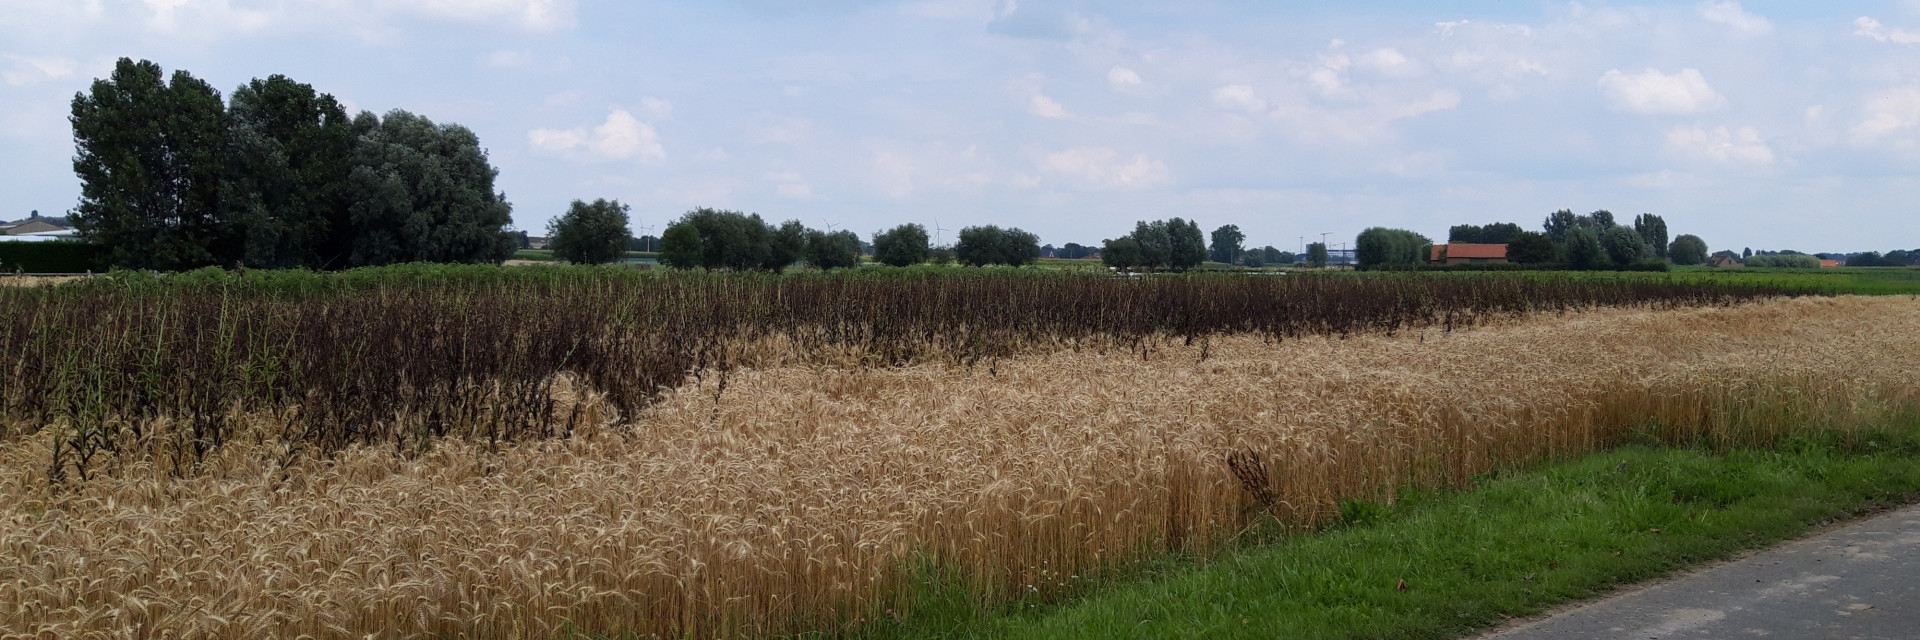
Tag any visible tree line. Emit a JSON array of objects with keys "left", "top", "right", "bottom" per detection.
[
  {"left": 69, "top": 58, "right": 518, "bottom": 271},
  {"left": 1354, "top": 211, "right": 1708, "bottom": 270}
]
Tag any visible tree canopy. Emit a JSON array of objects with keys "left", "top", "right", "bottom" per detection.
[
  {"left": 547, "top": 198, "right": 632, "bottom": 265},
  {"left": 1208, "top": 224, "right": 1245, "bottom": 264},
  {"left": 872, "top": 223, "right": 930, "bottom": 267},
  {"left": 955, "top": 225, "right": 1041, "bottom": 267},
  {"left": 1669, "top": 234, "right": 1709, "bottom": 266},
  {"left": 1355, "top": 227, "right": 1432, "bottom": 269},
  {"left": 70, "top": 59, "right": 518, "bottom": 271},
  {"left": 1448, "top": 222, "right": 1523, "bottom": 245}
]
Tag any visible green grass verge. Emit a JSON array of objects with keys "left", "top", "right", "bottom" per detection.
[{"left": 855, "top": 427, "right": 1920, "bottom": 640}]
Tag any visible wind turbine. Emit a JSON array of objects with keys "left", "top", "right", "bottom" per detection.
[
  {"left": 822, "top": 218, "right": 838, "bottom": 233},
  {"left": 933, "top": 217, "right": 949, "bottom": 248}
]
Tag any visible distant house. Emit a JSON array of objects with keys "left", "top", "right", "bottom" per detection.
[
  {"left": 2, "top": 219, "right": 66, "bottom": 235},
  {"left": 1820, "top": 259, "right": 1841, "bottom": 269},
  {"left": 1429, "top": 243, "right": 1509, "bottom": 265},
  {"left": 1707, "top": 254, "right": 1742, "bottom": 268}
]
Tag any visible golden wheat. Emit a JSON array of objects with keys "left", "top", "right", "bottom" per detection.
[{"left": 2, "top": 296, "right": 1917, "bottom": 638}]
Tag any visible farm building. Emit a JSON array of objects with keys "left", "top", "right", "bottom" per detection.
[
  {"left": 1429, "top": 243, "right": 1509, "bottom": 265},
  {"left": 1708, "top": 254, "right": 1741, "bottom": 268},
  {"left": 2, "top": 219, "right": 65, "bottom": 235}
]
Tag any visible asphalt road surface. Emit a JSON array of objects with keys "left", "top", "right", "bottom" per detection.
[{"left": 1482, "top": 502, "right": 1920, "bottom": 640}]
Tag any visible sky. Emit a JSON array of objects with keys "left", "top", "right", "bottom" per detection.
[{"left": 2, "top": 1, "right": 1918, "bottom": 254}]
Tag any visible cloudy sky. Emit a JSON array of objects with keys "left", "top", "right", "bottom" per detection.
[{"left": 3, "top": 1, "right": 1918, "bottom": 253}]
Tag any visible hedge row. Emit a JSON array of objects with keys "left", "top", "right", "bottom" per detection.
[{"left": 0, "top": 241, "right": 109, "bottom": 273}]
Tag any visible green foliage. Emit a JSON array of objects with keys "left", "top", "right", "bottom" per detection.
[
  {"left": 1100, "top": 237, "right": 1143, "bottom": 270},
  {"left": 1601, "top": 225, "right": 1650, "bottom": 266},
  {"left": 655, "top": 208, "right": 800, "bottom": 271},
  {"left": 221, "top": 74, "right": 356, "bottom": 269},
  {"left": 804, "top": 229, "right": 863, "bottom": 271},
  {"left": 547, "top": 199, "right": 632, "bottom": 265},
  {"left": 1634, "top": 214, "right": 1669, "bottom": 260},
  {"left": 1670, "top": 234, "right": 1709, "bottom": 266},
  {"left": 1307, "top": 242, "right": 1329, "bottom": 268},
  {"left": 1168, "top": 219, "right": 1208, "bottom": 270},
  {"left": 71, "top": 58, "right": 230, "bottom": 271},
  {"left": 1845, "top": 250, "right": 1916, "bottom": 267},
  {"left": 955, "top": 225, "right": 1041, "bottom": 267},
  {"left": 0, "top": 242, "right": 110, "bottom": 273},
  {"left": 1104, "top": 218, "right": 1206, "bottom": 271},
  {"left": 873, "top": 223, "right": 931, "bottom": 267},
  {"left": 1355, "top": 227, "right": 1432, "bottom": 269},
  {"left": 1506, "top": 231, "right": 1557, "bottom": 264},
  {"left": 1746, "top": 253, "right": 1822, "bottom": 268},
  {"left": 1261, "top": 247, "right": 1294, "bottom": 265},
  {"left": 1208, "top": 224, "right": 1245, "bottom": 264},
  {"left": 658, "top": 223, "right": 703, "bottom": 269},
  {"left": 343, "top": 110, "right": 518, "bottom": 267},
  {"left": 1566, "top": 226, "right": 1606, "bottom": 270},
  {"left": 1448, "top": 222, "right": 1523, "bottom": 244}
]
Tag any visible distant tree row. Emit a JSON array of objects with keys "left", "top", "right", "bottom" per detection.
[
  {"left": 635, "top": 208, "right": 1039, "bottom": 271},
  {"left": 1100, "top": 218, "right": 1208, "bottom": 271},
  {"left": 70, "top": 58, "right": 517, "bottom": 271},
  {"left": 1355, "top": 227, "right": 1433, "bottom": 268}
]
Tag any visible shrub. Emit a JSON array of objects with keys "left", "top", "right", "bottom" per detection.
[
  {"left": 1670, "top": 235, "right": 1709, "bottom": 266},
  {"left": 955, "top": 225, "right": 1040, "bottom": 267},
  {"left": 1355, "top": 227, "right": 1432, "bottom": 269}
]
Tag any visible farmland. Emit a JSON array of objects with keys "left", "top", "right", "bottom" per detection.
[{"left": 2, "top": 267, "right": 1917, "bottom": 638}]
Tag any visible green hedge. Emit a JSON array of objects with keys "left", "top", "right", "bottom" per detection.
[
  {"left": 0, "top": 241, "right": 109, "bottom": 273},
  {"left": 1366, "top": 261, "right": 1670, "bottom": 273}
]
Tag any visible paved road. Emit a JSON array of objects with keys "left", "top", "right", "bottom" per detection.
[{"left": 1482, "top": 503, "right": 1920, "bottom": 640}]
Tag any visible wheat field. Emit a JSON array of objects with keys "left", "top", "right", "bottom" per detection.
[{"left": 3, "top": 295, "right": 1916, "bottom": 638}]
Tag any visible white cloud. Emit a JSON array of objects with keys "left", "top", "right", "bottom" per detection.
[
  {"left": 1040, "top": 147, "right": 1167, "bottom": 189},
  {"left": 1356, "top": 48, "right": 1423, "bottom": 77},
  {"left": 1211, "top": 84, "right": 1267, "bottom": 112},
  {"left": 1, "top": 55, "right": 76, "bottom": 86},
  {"left": 1029, "top": 94, "right": 1071, "bottom": 118},
  {"left": 528, "top": 108, "right": 664, "bottom": 161},
  {"left": 1387, "top": 89, "right": 1463, "bottom": 120},
  {"left": 639, "top": 97, "right": 673, "bottom": 121},
  {"left": 1014, "top": 73, "right": 1072, "bottom": 118},
  {"left": 1851, "top": 87, "right": 1920, "bottom": 143},
  {"left": 1107, "top": 66, "right": 1141, "bottom": 88},
  {"left": 1597, "top": 68, "right": 1725, "bottom": 115},
  {"left": 1698, "top": 2, "right": 1772, "bottom": 35},
  {"left": 1666, "top": 125, "right": 1774, "bottom": 164},
  {"left": 766, "top": 172, "right": 817, "bottom": 199},
  {"left": 1854, "top": 17, "right": 1920, "bottom": 44}
]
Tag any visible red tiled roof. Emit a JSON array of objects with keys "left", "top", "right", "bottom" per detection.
[{"left": 1445, "top": 243, "right": 1508, "bottom": 259}]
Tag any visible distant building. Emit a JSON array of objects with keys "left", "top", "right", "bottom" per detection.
[
  {"left": 2, "top": 219, "right": 66, "bottom": 235},
  {"left": 1707, "top": 254, "right": 1742, "bottom": 268},
  {"left": 1820, "top": 259, "right": 1841, "bottom": 268},
  {"left": 1429, "top": 243, "right": 1509, "bottom": 265}
]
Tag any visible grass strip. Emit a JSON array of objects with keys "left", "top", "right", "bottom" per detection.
[{"left": 861, "top": 427, "right": 1920, "bottom": 640}]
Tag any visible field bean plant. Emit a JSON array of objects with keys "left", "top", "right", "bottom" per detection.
[{"left": 6, "top": 265, "right": 1914, "bottom": 639}]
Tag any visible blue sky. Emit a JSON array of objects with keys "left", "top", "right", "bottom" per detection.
[{"left": 3, "top": 1, "right": 1918, "bottom": 253}]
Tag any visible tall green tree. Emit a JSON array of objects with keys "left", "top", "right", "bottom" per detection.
[
  {"left": 1633, "top": 214, "right": 1669, "bottom": 260},
  {"left": 1566, "top": 226, "right": 1606, "bottom": 269},
  {"left": 658, "top": 223, "right": 704, "bottom": 269},
  {"left": 803, "top": 229, "right": 862, "bottom": 271},
  {"left": 872, "top": 223, "right": 931, "bottom": 267},
  {"left": 1209, "top": 224, "right": 1245, "bottom": 264},
  {"left": 955, "top": 225, "right": 1040, "bottom": 267},
  {"left": 345, "top": 110, "right": 517, "bottom": 266},
  {"left": 71, "top": 58, "right": 230, "bottom": 270},
  {"left": 1669, "top": 234, "right": 1709, "bottom": 266},
  {"left": 1101, "top": 237, "right": 1143, "bottom": 270},
  {"left": 1168, "top": 218, "right": 1208, "bottom": 270},
  {"left": 221, "top": 74, "right": 356, "bottom": 269},
  {"left": 1601, "top": 225, "right": 1649, "bottom": 266},
  {"left": 657, "top": 208, "right": 773, "bottom": 270},
  {"left": 1542, "top": 209, "right": 1579, "bottom": 241},
  {"left": 547, "top": 198, "right": 632, "bottom": 264},
  {"left": 766, "top": 220, "right": 807, "bottom": 271},
  {"left": 1506, "top": 231, "right": 1556, "bottom": 264},
  {"left": 1355, "top": 227, "right": 1433, "bottom": 269},
  {"left": 1307, "top": 242, "right": 1329, "bottom": 268}
]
